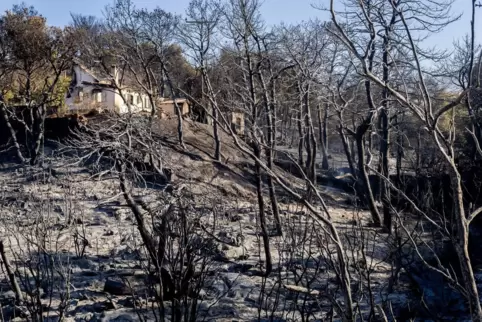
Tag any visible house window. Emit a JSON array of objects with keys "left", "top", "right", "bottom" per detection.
[
  {"left": 128, "top": 94, "right": 134, "bottom": 105},
  {"left": 93, "top": 91, "right": 102, "bottom": 103},
  {"left": 91, "top": 89, "right": 106, "bottom": 103},
  {"left": 137, "top": 95, "right": 142, "bottom": 105},
  {"left": 233, "top": 116, "right": 242, "bottom": 133},
  {"left": 145, "top": 98, "right": 150, "bottom": 109}
]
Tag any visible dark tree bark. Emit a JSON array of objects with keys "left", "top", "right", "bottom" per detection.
[
  {"left": 318, "top": 104, "right": 330, "bottom": 170},
  {"left": 163, "top": 65, "right": 186, "bottom": 149},
  {"left": 242, "top": 32, "right": 273, "bottom": 276},
  {"left": 355, "top": 126, "right": 382, "bottom": 226},
  {"left": 212, "top": 101, "right": 221, "bottom": 161},
  {"left": 0, "top": 102, "right": 25, "bottom": 163},
  {"left": 0, "top": 241, "right": 23, "bottom": 304},
  {"left": 350, "top": 79, "right": 383, "bottom": 226},
  {"left": 303, "top": 84, "right": 317, "bottom": 187},
  {"left": 338, "top": 124, "right": 357, "bottom": 179},
  {"left": 266, "top": 78, "right": 282, "bottom": 236},
  {"left": 297, "top": 81, "right": 305, "bottom": 168},
  {"left": 379, "top": 46, "right": 392, "bottom": 233}
]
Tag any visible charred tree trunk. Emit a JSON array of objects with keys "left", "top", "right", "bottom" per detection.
[
  {"left": 297, "top": 81, "right": 305, "bottom": 168},
  {"left": 379, "top": 106, "right": 391, "bottom": 232},
  {"left": 449, "top": 167, "right": 482, "bottom": 320},
  {"left": 356, "top": 129, "right": 382, "bottom": 226},
  {"left": 31, "top": 104, "right": 47, "bottom": 165},
  {"left": 395, "top": 113, "right": 404, "bottom": 183},
  {"left": 162, "top": 65, "right": 185, "bottom": 149},
  {"left": 380, "top": 31, "right": 392, "bottom": 233},
  {"left": 366, "top": 128, "right": 374, "bottom": 166},
  {"left": 0, "top": 102, "right": 25, "bottom": 163},
  {"left": 266, "top": 79, "right": 282, "bottom": 236},
  {"left": 0, "top": 241, "right": 23, "bottom": 304},
  {"left": 212, "top": 101, "right": 221, "bottom": 161},
  {"left": 256, "top": 65, "right": 283, "bottom": 237},
  {"left": 339, "top": 124, "right": 357, "bottom": 179},
  {"left": 297, "top": 118, "right": 305, "bottom": 168},
  {"left": 253, "top": 139, "right": 273, "bottom": 276},
  {"left": 355, "top": 79, "right": 382, "bottom": 226},
  {"left": 304, "top": 85, "right": 317, "bottom": 186},
  {"left": 242, "top": 43, "right": 272, "bottom": 276},
  {"left": 303, "top": 86, "right": 313, "bottom": 183},
  {"left": 318, "top": 104, "right": 330, "bottom": 170},
  {"left": 201, "top": 66, "right": 221, "bottom": 161},
  {"left": 416, "top": 129, "right": 422, "bottom": 174}
]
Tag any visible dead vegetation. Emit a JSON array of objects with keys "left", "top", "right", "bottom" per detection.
[
  {"left": 0, "top": 115, "right": 472, "bottom": 321},
  {"left": 1, "top": 0, "right": 482, "bottom": 320}
]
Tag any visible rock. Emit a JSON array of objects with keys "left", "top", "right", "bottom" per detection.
[
  {"left": 227, "top": 289, "right": 239, "bottom": 298},
  {"left": 215, "top": 244, "right": 247, "bottom": 261},
  {"left": 217, "top": 231, "right": 243, "bottom": 246},
  {"left": 245, "top": 294, "right": 275, "bottom": 311},
  {"left": 228, "top": 263, "right": 250, "bottom": 274},
  {"left": 283, "top": 284, "right": 320, "bottom": 296},
  {"left": 119, "top": 297, "right": 141, "bottom": 308},
  {"left": 71, "top": 291, "right": 92, "bottom": 301},
  {"left": 75, "top": 312, "right": 94, "bottom": 322},
  {"left": 102, "top": 313, "right": 138, "bottom": 322},
  {"left": 0, "top": 290, "right": 16, "bottom": 304},
  {"left": 207, "top": 304, "right": 238, "bottom": 318},
  {"left": 75, "top": 312, "right": 94, "bottom": 321},
  {"left": 104, "top": 278, "right": 130, "bottom": 295},
  {"left": 230, "top": 214, "right": 243, "bottom": 222},
  {"left": 75, "top": 258, "right": 97, "bottom": 270},
  {"left": 237, "top": 254, "right": 249, "bottom": 260},
  {"left": 114, "top": 208, "right": 132, "bottom": 221},
  {"left": 69, "top": 299, "right": 79, "bottom": 309},
  {"left": 81, "top": 270, "right": 99, "bottom": 277},
  {"left": 206, "top": 279, "right": 228, "bottom": 298},
  {"left": 2, "top": 305, "right": 30, "bottom": 321},
  {"left": 54, "top": 204, "right": 63, "bottom": 214},
  {"left": 198, "top": 289, "right": 207, "bottom": 300},
  {"left": 93, "top": 300, "right": 116, "bottom": 312}
]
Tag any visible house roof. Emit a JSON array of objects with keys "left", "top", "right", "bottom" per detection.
[
  {"left": 158, "top": 98, "right": 189, "bottom": 105},
  {"left": 80, "top": 81, "right": 115, "bottom": 89},
  {"left": 73, "top": 58, "right": 108, "bottom": 83},
  {"left": 72, "top": 58, "right": 142, "bottom": 91}
]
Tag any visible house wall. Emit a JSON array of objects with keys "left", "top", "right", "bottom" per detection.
[
  {"left": 158, "top": 101, "right": 190, "bottom": 119},
  {"left": 231, "top": 111, "right": 245, "bottom": 135},
  {"left": 66, "top": 66, "right": 152, "bottom": 114},
  {"left": 116, "top": 91, "right": 152, "bottom": 114},
  {"left": 65, "top": 66, "right": 98, "bottom": 111}
]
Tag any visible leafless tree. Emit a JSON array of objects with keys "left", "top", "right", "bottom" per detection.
[
  {"left": 178, "top": 0, "right": 223, "bottom": 161},
  {"left": 329, "top": 0, "right": 482, "bottom": 318}
]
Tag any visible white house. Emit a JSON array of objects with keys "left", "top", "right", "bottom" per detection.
[{"left": 66, "top": 61, "right": 152, "bottom": 114}]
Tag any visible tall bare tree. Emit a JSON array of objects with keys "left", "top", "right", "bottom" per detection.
[
  {"left": 178, "top": 0, "right": 223, "bottom": 160},
  {"left": 329, "top": 0, "right": 482, "bottom": 318}
]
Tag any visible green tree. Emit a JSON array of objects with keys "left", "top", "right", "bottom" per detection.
[{"left": 0, "top": 4, "right": 77, "bottom": 164}]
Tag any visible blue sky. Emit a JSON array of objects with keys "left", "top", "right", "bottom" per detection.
[{"left": 0, "top": 0, "right": 478, "bottom": 50}]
